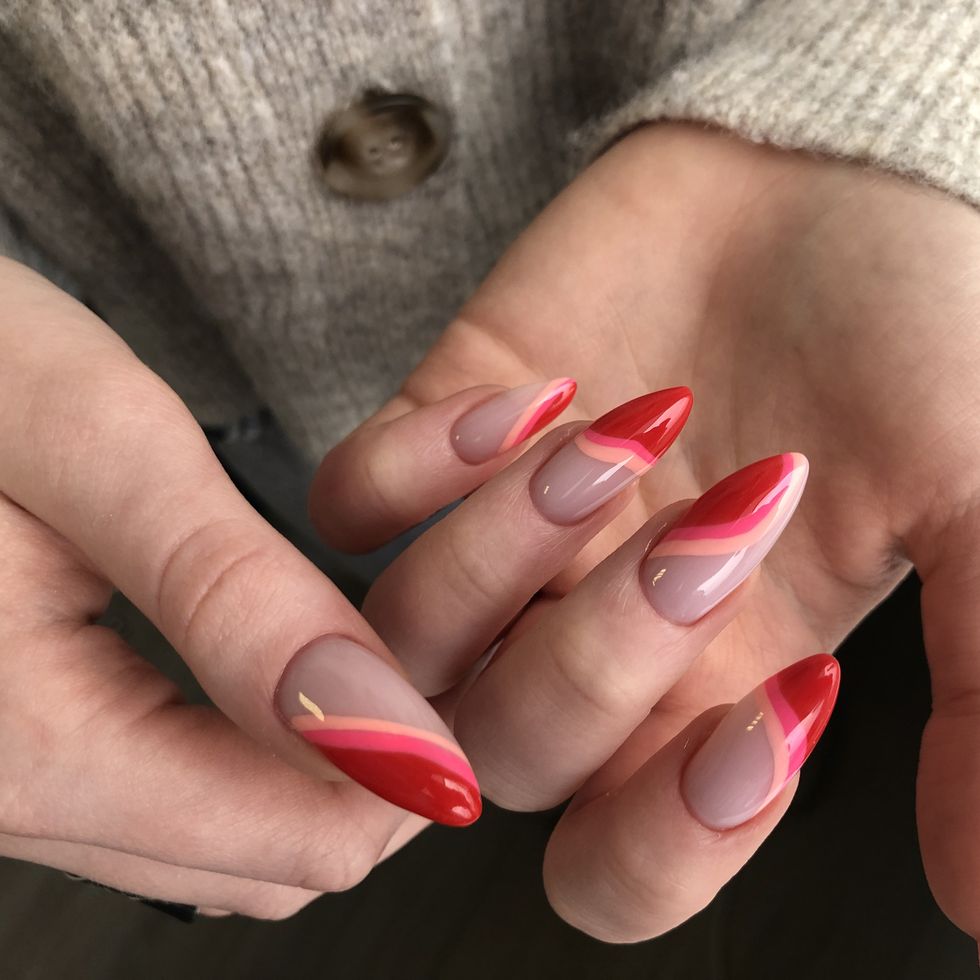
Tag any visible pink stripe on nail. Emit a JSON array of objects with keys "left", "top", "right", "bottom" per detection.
[{"left": 300, "top": 727, "right": 478, "bottom": 786}]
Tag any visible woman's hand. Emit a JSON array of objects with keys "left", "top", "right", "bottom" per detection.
[
  {"left": 317, "top": 381, "right": 835, "bottom": 941},
  {"left": 315, "top": 123, "right": 980, "bottom": 941},
  {"left": 0, "top": 259, "right": 493, "bottom": 916}
]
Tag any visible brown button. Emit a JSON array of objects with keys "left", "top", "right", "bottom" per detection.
[{"left": 316, "top": 91, "right": 449, "bottom": 201}]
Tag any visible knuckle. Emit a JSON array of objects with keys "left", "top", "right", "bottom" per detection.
[
  {"left": 321, "top": 848, "right": 375, "bottom": 893},
  {"left": 542, "top": 621, "right": 632, "bottom": 725},
  {"left": 275, "top": 818, "right": 380, "bottom": 895},
  {"left": 300, "top": 839, "right": 376, "bottom": 894},
  {"left": 444, "top": 524, "right": 510, "bottom": 604},
  {"left": 153, "top": 517, "right": 278, "bottom": 660},
  {"left": 350, "top": 433, "right": 405, "bottom": 530},
  {"left": 234, "top": 886, "right": 315, "bottom": 921}
]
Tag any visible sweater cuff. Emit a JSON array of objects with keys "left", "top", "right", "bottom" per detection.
[{"left": 575, "top": 0, "right": 980, "bottom": 210}]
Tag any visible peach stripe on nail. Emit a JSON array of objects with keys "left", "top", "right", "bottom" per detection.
[
  {"left": 290, "top": 712, "right": 468, "bottom": 758},
  {"left": 499, "top": 378, "right": 576, "bottom": 452}
]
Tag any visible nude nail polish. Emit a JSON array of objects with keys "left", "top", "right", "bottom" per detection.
[
  {"left": 682, "top": 655, "right": 840, "bottom": 830},
  {"left": 275, "top": 637, "right": 481, "bottom": 826},
  {"left": 642, "top": 453, "right": 808, "bottom": 625},
  {"left": 451, "top": 378, "right": 577, "bottom": 464},
  {"left": 529, "top": 387, "right": 693, "bottom": 525}
]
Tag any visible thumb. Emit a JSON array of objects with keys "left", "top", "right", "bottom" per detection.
[
  {"left": 0, "top": 258, "right": 479, "bottom": 826},
  {"left": 908, "top": 497, "right": 980, "bottom": 941}
]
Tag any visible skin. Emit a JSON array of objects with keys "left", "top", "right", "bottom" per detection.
[
  {"left": 2, "top": 122, "right": 978, "bottom": 946},
  {"left": 321, "top": 123, "right": 980, "bottom": 942}
]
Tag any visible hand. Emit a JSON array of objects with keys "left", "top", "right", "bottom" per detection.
[
  {"left": 318, "top": 377, "right": 838, "bottom": 941},
  {"left": 0, "top": 259, "right": 490, "bottom": 916},
  {"left": 313, "top": 123, "right": 980, "bottom": 942}
]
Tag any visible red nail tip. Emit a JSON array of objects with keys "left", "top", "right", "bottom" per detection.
[
  {"left": 674, "top": 454, "right": 803, "bottom": 529},
  {"left": 767, "top": 654, "right": 840, "bottom": 758},
  {"left": 530, "top": 378, "right": 577, "bottom": 437},
  {"left": 588, "top": 386, "right": 693, "bottom": 459},
  {"left": 317, "top": 745, "right": 482, "bottom": 827}
]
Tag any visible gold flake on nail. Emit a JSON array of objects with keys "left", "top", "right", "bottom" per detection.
[
  {"left": 542, "top": 484, "right": 550, "bottom": 494},
  {"left": 745, "top": 711, "right": 764, "bottom": 732},
  {"left": 650, "top": 568, "right": 666, "bottom": 586},
  {"left": 298, "top": 691, "right": 324, "bottom": 721}
]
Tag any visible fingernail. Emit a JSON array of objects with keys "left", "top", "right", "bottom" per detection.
[
  {"left": 451, "top": 378, "right": 577, "bottom": 464},
  {"left": 275, "top": 637, "right": 481, "bottom": 827},
  {"left": 682, "top": 654, "right": 840, "bottom": 830},
  {"left": 642, "top": 453, "right": 808, "bottom": 624},
  {"left": 529, "top": 386, "right": 693, "bottom": 525}
]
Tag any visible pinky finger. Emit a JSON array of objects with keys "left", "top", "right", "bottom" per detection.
[
  {"left": 543, "top": 655, "right": 840, "bottom": 943},
  {"left": 0, "top": 834, "right": 320, "bottom": 921}
]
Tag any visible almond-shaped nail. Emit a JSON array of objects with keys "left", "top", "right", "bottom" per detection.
[
  {"left": 275, "top": 637, "right": 481, "bottom": 826},
  {"left": 529, "top": 386, "right": 693, "bottom": 525},
  {"left": 451, "top": 378, "right": 577, "bottom": 464},
  {"left": 682, "top": 654, "right": 840, "bottom": 830},
  {"left": 642, "top": 453, "right": 808, "bottom": 625}
]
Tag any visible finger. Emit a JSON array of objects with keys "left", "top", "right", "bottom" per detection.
[
  {"left": 0, "top": 260, "right": 479, "bottom": 825},
  {"left": 908, "top": 500, "right": 980, "bottom": 940},
  {"left": 0, "top": 835, "right": 319, "bottom": 921},
  {"left": 0, "top": 488, "right": 435, "bottom": 883},
  {"left": 543, "top": 655, "right": 839, "bottom": 942},
  {"left": 312, "top": 378, "right": 578, "bottom": 552},
  {"left": 3, "top": 619, "right": 410, "bottom": 888},
  {"left": 456, "top": 454, "right": 809, "bottom": 809},
  {"left": 363, "top": 388, "right": 694, "bottom": 695}
]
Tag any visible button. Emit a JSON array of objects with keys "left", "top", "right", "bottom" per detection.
[{"left": 316, "top": 91, "right": 449, "bottom": 201}]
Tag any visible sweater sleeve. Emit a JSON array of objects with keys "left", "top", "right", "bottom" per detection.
[{"left": 576, "top": 0, "right": 980, "bottom": 209}]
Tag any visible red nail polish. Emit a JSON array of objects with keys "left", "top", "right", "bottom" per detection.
[
  {"left": 769, "top": 653, "right": 840, "bottom": 759},
  {"left": 683, "top": 654, "right": 840, "bottom": 829},
  {"left": 587, "top": 386, "right": 693, "bottom": 464},
  {"left": 643, "top": 453, "right": 808, "bottom": 623},
  {"left": 319, "top": 737, "right": 482, "bottom": 827},
  {"left": 277, "top": 637, "right": 482, "bottom": 827},
  {"left": 530, "top": 386, "right": 693, "bottom": 525}
]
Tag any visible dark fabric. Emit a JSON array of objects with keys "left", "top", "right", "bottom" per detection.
[{"left": 62, "top": 874, "right": 197, "bottom": 924}]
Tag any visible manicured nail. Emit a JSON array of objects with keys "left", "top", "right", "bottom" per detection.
[
  {"left": 451, "top": 378, "right": 577, "bottom": 464},
  {"left": 682, "top": 654, "right": 840, "bottom": 830},
  {"left": 529, "top": 387, "right": 693, "bottom": 525},
  {"left": 642, "top": 453, "right": 808, "bottom": 625},
  {"left": 275, "top": 637, "right": 481, "bottom": 826}
]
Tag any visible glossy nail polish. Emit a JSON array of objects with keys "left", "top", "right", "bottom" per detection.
[
  {"left": 682, "top": 654, "right": 840, "bottom": 830},
  {"left": 451, "top": 378, "right": 577, "bottom": 464},
  {"left": 275, "top": 637, "right": 481, "bottom": 827},
  {"left": 529, "top": 387, "right": 693, "bottom": 525},
  {"left": 642, "top": 453, "right": 808, "bottom": 624}
]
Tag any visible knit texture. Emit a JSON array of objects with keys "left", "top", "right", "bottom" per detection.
[
  {"left": 1, "top": 0, "right": 978, "bottom": 462},
  {"left": 578, "top": 0, "right": 980, "bottom": 207}
]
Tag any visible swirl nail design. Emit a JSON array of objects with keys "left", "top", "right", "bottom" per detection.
[
  {"left": 530, "top": 387, "right": 693, "bottom": 525},
  {"left": 682, "top": 654, "right": 840, "bottom": 830},
  {"left": 276, "top": 637, "right": 481, "bottom": 826},
  {"left": 642, "top": 453, "right": 808, "bottom": 624},
  {"left": 451, "top": 378, "right": 577, "bottom": 464}
]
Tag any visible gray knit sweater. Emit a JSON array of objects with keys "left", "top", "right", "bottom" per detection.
[{"left": 2, "top": 1, "right": 979, "bottom": 463}]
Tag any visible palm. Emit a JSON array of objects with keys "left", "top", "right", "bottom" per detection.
[{"left": 395, "top": 123, "right": 980, "bottom": 930}]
